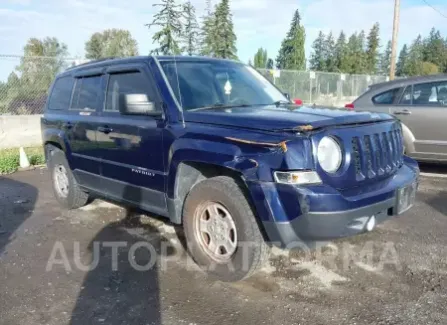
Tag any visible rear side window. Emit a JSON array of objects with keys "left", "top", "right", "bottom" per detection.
[
  {"left": 71, "top": 75, "right": 103, "bottom": 111},
  {"left": 412, "top": 81, "right": 447, "bottom": 106},
  {"left": 105, "top": 71, "right": 159, "bottom": 112},
  {"left": 48, "top": 76, "right": 75, "bottom": 110},
  {"left": 372, "top": 88, "right": 400, "bottom": 105}
]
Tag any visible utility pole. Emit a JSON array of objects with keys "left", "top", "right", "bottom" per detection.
[{"left": 389, "top": 0, "right": 400, "bottom": 80}]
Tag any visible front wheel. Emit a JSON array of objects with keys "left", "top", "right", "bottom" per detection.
[
  {"left": 183, "top": 176, "right": 270, "bottom": 281},
  {"left": 46, "top": 145, "right": 89, "bottom": 210}
]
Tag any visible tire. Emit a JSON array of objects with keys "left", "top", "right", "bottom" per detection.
[
  {"left": 183, "top": 176, "right": 270, "bottom": 282},
  {"left": 46, "top": 145, "right": 89, "bottom": 210}
]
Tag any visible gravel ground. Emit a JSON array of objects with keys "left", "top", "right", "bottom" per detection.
[{"left": 0, "top": 168, "right": 446, "bottom": 325}]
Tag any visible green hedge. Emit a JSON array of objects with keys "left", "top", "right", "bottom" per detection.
[{"left": 0, "top": 147, "right": 45, "bottom": 174}]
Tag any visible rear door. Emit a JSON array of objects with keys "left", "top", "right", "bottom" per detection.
[
  {"left": 393, "top": 81, "right": 447, "bottom": 158},
  {"left": 96, "top": 64, "right": 167, "bottom": 215},
  {"left": 67, "top": 70, "right": 105, "bottom": 190}
]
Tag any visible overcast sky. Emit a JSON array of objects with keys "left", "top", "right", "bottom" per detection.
[{"left": 1, "top": 0, "right": 447, "bottom": 80}]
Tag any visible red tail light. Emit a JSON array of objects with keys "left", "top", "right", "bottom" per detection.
[
  {"left": 345, "top": 103, "right": 355, "bottom": 110},
  {"left": 293, "top": 98, "right": 303, "bottom": 106}
]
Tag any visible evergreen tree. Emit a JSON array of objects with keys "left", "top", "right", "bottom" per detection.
[
  {"left": 200, "top": 0, "right": 216, "bottom": 56},
  {"left": 354, "top": 30, "right": 367, "bottom": 74},
  {"left": 405, "top": 35, "right": 424, "bottom": 76},
  {"left": 146, "top": 0, "right": 183, "bottom": 55},
  {"left": 366, "top": 23, "right": 380, "bottom": 74},
  {"left": 213, "top": 0, "right": 237, "bottom": 59},
  {"left": 266, "top": 58, "right": 274, "bottom": 69},
  {"left": 254, "top": 48, "right": 268, "bottom": 68},
  {"left": 276, "top": 9, "right": 306, "bottom": 70},
  {"left": 309, "top": 31, "right": 326, "bottom": 71},
  {"left": 423, "top": 28, "right": 446, "bottom": 71},
  {"left": 346, "top": 33, "right": 358, "bottom": 74},
  {"left": 325, "top": 32, "right": 336, "bottom": 72},
  {"left": 334, "top": 31, "right": 349, "bottom": 72},
  {"left": 182, "top": 1, "right": 200, "bottom": 55},
  {"left": 396, "top": 44, "right": 408, "bottom": 76},
  {"left": 379, "top": 40, "right": 392, "bottom": 75}
]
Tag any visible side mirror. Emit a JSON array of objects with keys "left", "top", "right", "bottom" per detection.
[
  {"left": 284, "top": 93, "right": 291, "bottom": 100},
  {"left": 120, "top": 94, "right": 161, "bottom": 116}
]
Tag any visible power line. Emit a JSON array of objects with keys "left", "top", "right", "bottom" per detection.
[{"left": 421, "top": 0, "right": 447, "bottom": 19}]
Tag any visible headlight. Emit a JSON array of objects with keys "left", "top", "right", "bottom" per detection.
[
  {"left": 274, "top": 171, "right": 322, "bottom": 185},
  {"left": 317, "top": 136, "right": 342, "bottom": 173}
]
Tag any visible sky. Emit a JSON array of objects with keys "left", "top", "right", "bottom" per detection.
[{"left": 1, "top": 0, "right": 447, "bottom": 80}]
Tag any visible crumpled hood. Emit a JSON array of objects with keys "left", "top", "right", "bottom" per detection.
[{"left": 184, "top": 106, "right": 394, "bottom": 132}]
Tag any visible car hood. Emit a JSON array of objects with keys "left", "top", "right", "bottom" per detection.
[{"left": 183, "top": 106, "right": 394, "bottom": 132}]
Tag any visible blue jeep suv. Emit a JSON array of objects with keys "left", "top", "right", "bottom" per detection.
[{"left": 41, "top": 56, "right": 419, "bottom": 281}]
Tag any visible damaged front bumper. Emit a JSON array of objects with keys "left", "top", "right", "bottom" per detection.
[{"left": 247, "top": 158, "right": 419, "bottom": 247}]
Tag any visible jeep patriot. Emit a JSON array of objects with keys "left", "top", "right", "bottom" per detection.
[{"left": 41, "top": 56, "right": 419, "bottom": 281}]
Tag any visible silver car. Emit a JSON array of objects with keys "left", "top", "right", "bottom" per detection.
[{"left": 351, "top": 74, "right": 447, "bottom": 162}]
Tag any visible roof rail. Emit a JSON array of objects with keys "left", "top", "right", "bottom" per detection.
[{"left": 66, "top": 57, "right": 118, "bottom": 70}]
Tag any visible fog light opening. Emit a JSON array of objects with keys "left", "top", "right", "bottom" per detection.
[{"left": 366, "top": 215, "right": 376, "bottom": 232}]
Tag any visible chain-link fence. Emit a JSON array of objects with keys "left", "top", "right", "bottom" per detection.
[
  {"left": 0, "top": 55, "right": 80, "bottom": 115},
  {"left": 0, "top": 55, "right": 391, "bottom": 115},
  {"left": 259, "top": 69, "right": 389, "bottom": 107}
]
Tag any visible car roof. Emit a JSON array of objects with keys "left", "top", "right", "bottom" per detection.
[
  {"left": 370, "top": 73, "right": 447, "bottom": 90},
  {"left": 59, "top": 55, "right": 241, "bottom": 78}
]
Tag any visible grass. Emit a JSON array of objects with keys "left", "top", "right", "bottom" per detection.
[{"left": 0, "top": 146, "right": 45, "bottom": 174}]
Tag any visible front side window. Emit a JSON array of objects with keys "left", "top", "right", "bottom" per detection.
[
  {"left": 159, "top": 60, "right": 288, "bottom": 111},
  {"left": 48, "top": 76, "right": 75, "bottom": 110},
  {"left": 399, "top": 86, "right": 412, "bottom": 105},
  {"left": 105, "top": 71, "right": 158, "bottom": 112},
  {"left": 71, "top": 75, "right": 103, "bottom": 111},
  {"left": 372, "top": 88, "right": 400, "bottom": 105}
]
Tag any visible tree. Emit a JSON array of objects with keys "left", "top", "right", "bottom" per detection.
[
  {"left": 199, "top": 0, "right": 216, "bottom": 56},
  {"left": 324, "top": 32, "right": 336, "bottom": 72},
  {"left": 266, "top": 58, "right": 274, "bottom": 69},
  {"left": 334, "top": 31, "right": 349, "bottom": 72},
  {"left": 379, "top": 40, "right": 392, "bottom": 75},
  {"left": 423, "top": 28, "right": 446, "bottom": 71},
  {"left": 182, "top": 1, "right": 200, "bottom": 55},
  {"left": 17, "top": 37, "right": 68, "bottom": 92},
  {"left": 254, "top": 48, "right": 268, "bottom": 68},
  {"left": 421, "top": 61, "right": 440, "bottom": 75},
  {"left": 354, "top": 30, "right": 367, "bottom": 74},
  {"left": 405, "top": 35, "right": 424, "bottom": 76},
  {"left": 3, "top": 37, "right": 69, "bottom": 114},
  {"left": 85, "top": 29, "right": 138, "bottom": 59},
  {"left": 309, "top": 31, "right": 326, "bottom": 71},
  {"left": 146, "top": 0, "right": 183, "bottom": 55},
  {"left": 366, "top": 23, "right": 380, "bottom": 74},
  {"left": 396, "top": 44, "right": 408, "bottom": 76},
  {"left": 346, "top": 33, "right": 359, "bottom": 74},
  {"left": 276, "top": 9, "right": 306, "bottom": 70},
  {"left": 213, "top": 0, "right": 238, "bottom": 59}
]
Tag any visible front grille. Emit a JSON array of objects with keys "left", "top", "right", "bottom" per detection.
[{"left": 351, "top": 128, "right": 404, "bottom": 181}]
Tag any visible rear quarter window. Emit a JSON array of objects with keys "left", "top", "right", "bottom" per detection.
[
  {"left": 47, "top": 76, "right": 75, "bottom": 110},
  {"left": 372, "top": 88, "right": 400, "bottom": 105}
]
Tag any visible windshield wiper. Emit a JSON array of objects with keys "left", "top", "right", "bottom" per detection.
[{"left": 189, "top": 103, "right": 252, "bottom": 112}]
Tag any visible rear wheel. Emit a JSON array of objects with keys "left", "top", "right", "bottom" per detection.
[
  {"left": 46, "top": 145, "right": 89, "bottom": 209},
  {"left": 183, "top": 176, "right": 270, "bottom": 281}
]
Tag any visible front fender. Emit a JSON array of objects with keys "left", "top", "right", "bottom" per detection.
[
  {"left": 166, "top": 133, "right": 313, "bottom": 199},
  {"left": 401, "top": 123, "right": 416, "bottom": 154},
  {"left": 42, "top": 128, "right": 70, "bottom": 153}
]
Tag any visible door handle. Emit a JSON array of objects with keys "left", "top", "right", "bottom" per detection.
[
  {"left": 97, "top": 126, "right": 113, "bottom": 134},
  {"left": 393, "top": 110, "right": 411, "bottom": 115},
  {"left": 62, "top": 122, "right": 73, "bottom": 129}
]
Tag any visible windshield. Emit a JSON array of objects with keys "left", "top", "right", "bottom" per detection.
[{"left": 159, "top": 60, "right": 288, "bottom": 111}]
